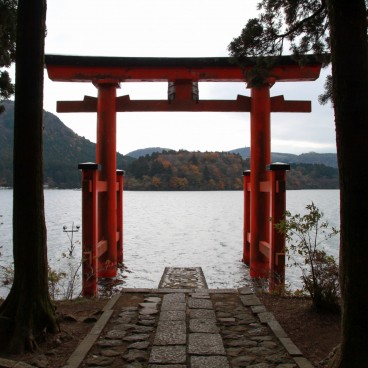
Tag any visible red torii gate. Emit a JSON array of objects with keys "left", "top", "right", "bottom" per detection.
[{"left": 45, "top": 55, "right": 321, "bottom": 296}]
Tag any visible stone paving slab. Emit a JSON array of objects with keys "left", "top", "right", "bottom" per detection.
[
  {"left": 149, "top": 365, "right": 186, "bottom": 368},
  {"left": 161, "top": 303, "right": 186, "bottom": 312},
  {"left": 149, "top": 345, "right": 187, "bottom": 364},
  {"left": 190, "top": 292, "right": 210, "bottom": 299},
  {"left": 188, "top": 333, "right": 226, "bottom": 355},
  {"left": 155, "top": 288, "right": 194, "bottom": 293},
  {"left": 240, "top": 294, "right": 263, "bottom": 306},
  {"left": 191, "top": 355, "right": 230, "bottom": 368},
  {"left": 159, "top": 310, "right": 186, "bottom": 321},
  {"left": 251, "top": 305, "right": 267, "bottom": 314},
  {"left": 162, "top": 293, "right": 186, "bottom": 303},
  {"left": 188, "top": 297, "right": 213, "bottom": 309},
  {"left": 280, "top": 337, "right": 303, "bottom": 356},
  {"left": 258, "top": 311, "right": 277, "bottom": 323},
  {"left": 189, "top": 319, "right": 219, "bottom": 333},
  {"left": 267, "top": 319, "right": 289, "bottom": 338},
  {"left": 159, "top": 267, "right": 208, "bottom": 289},
  {"left": 154, "top": 320, "right": 186, "bottom": 345},
  {"left": 238, "top": 286, "right": 253, "bottom": 295},
  {"left": 189, "top": 308, "right": 216, "bottom": 319}
]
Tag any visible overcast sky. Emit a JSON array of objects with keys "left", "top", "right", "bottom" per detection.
[{"left": 40, "top": 0, "right": 336, "bottom": 155}]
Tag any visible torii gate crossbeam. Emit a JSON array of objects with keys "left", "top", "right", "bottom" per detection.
[{"left": 45, "top": 55, "right": 322, "bottom": 296}]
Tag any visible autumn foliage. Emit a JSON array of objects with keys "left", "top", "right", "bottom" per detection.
[
  {"left": 125, "top": 150, "right": 245, "bottom": 190},
  {"left": 123, "top": 150, "right": 339, "bottom": 191}
]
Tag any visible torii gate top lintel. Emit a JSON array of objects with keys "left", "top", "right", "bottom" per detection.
[{"left": 45, "top": 54, "right": 321, "bottom": 83}]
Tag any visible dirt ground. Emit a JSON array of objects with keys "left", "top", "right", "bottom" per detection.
[
  {"left": 258, "top": 293, "right": 341, "bottom": 367},
  {"left": 0, "top": 293, "right": 341, "bottom": 368},
  {"left": 0, "top": 297, "right": 107, "bottom": 367}
]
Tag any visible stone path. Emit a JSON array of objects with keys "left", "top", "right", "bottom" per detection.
[
  {"left": 57, "top": 268, "right": 314, "bottom": 368},
  {"left": 159, "top": 267, "right": 208, "bottom": 289}
]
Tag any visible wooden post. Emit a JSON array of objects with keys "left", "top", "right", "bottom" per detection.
[
  {"left": 79, "top": 162, "right": 100, "bottom": 297},
  {"left": 95, "top": 80, "right": 119, "bottom": 278},
  {"left": 117, "top": 170, "right": 125, "bottom": 264},
  {"left": 268, "top": 162, "right": 289, "bottom": 289},
  {"left": 249, "top": 84, "right": 271, "bottom": 278},
  {"left": 243, "top": 170, "right": 251, "bottom": 264}
]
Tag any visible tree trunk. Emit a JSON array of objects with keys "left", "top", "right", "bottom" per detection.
[
  {"left": 327, "top": 0, "right": 368, "bottom": 367},
  {"left": 0, "top": 0, "right": 59, "bottom": 353}
]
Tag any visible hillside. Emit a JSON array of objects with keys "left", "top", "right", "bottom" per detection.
[
  {"left": 229, "top": 147, "right": 338, "bottom": 168},
  {"left": 124, "top": 150, "right": 245, "bottom": 190},
  {"left": 0, "top": 101, "right": 339, "bottom": 190},
  {"left": 0, "top": 100, "right": 134, "bottom": 188},
  {"left": 123, "top": 151, "right": 339, "bottom": 190},
  {"left": 126, "top": 147, "right": 171, "bottom": 158}
]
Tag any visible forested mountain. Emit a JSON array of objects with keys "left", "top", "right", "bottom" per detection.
[
  {"left": 287, "top": 163, "right": 339, "bottom": 189},
  {"left": 126, "top": 147, "right": 170, "bottom": 158},
  {"left": 125, "top": 150, "right": 245, "bottom": 190},
  {"left": 229, "top": 147, "right": 338, "bottom": 168},
  {"left": 123, "top": 150, "right": 339, "bottom": 190},
  {"left": 0, "top": 100, "right": 133, "bottom": 188},
  {"left": 0, "top": 100, "right": 339, "bottom": 189}
]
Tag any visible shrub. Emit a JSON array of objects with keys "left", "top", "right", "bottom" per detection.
[{"left": 275, "top": 202, "right": 340, "bottom": 311}]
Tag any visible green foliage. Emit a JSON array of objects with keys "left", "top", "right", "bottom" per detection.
[
  {"left": 0, "top": 261, "right": 14, "bottom": 289},
  {"left": 0, "top": 0, "right": 17, "bottom": 109},
  {"left": 0, "top": 220, "right": 83, "bottom": 301},
  {"left": 228, "top": 0, "right": 330, "bottom": 61},
  {"left": 47, "top": 266, "right": 66, "bottom": 301},
  {"left": 286, "top": 163, "right": 339, "bottom": 189},
  {"left": 0, "top": 226, "right": 14, "bottom": 289},
  {"left": 228, "top": 0, "right": 333, "bottom": 101},
  {"left": 275, "top": 202, "right": 340, "bottom": 311},
  {"left": 318, "top": 74, "right": 333, "bottom": 106},
  {"left": 1, "top": 252, "right": 81, "bottom": 301},
  {"left": 57, "top": 222, "right": 82, "bottom": 300}
]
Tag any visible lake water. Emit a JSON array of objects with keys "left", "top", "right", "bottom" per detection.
[{"left": 0, "top": 189, "right": 340, "bottom": 298}]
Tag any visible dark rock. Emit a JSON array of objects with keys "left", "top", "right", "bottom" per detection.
[
  {"left": 123, "top": 334, "right": 150, "bottom": 342},
  {"left": 83, "top": 316, "right": 98, "bottom": 323},
  {"left": 106, "top": 329, "right": 126, "bottom": 339},
  {"left": 100, "top": 349, "right": 121, "bottom": 357},
  {"left": 127, "top": 341, "right": 150, "bottom": 350},
  {"left": 85, "top": 356, "right": 115, "bottom": 366},
  {"left": 97, "top": 339, "right": 124, "bottom": 347},
  {"left": 230, "top": 355, "right": 256, "bottom": 366},
  {"left": 62, "top": 314, "right": 78, "bottom": 322},
  {"left": 123, "top": 349, "right": 148, "bottom": 362}
]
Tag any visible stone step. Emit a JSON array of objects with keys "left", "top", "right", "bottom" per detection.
[{"left": 158, "top": 267, "right": 208, "bottom": 289}]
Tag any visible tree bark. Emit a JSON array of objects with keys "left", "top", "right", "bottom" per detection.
[
  {"left": 326, "top": 0, "right": 368, "bottom": 367},
  {"left": 0, "top": 0, "right": 59, "bottom": 353}
]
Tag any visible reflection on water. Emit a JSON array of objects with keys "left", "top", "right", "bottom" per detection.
[{"left": 0, "top": 189, "right": 339, "bottom": 298}]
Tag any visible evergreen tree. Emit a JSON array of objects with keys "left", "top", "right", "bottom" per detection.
[
  {"left": 229, "top": 1, "right": 368, "bottom": 367},
  {"left": 0, "top": 0, "right": 59, "bottom": 352}
]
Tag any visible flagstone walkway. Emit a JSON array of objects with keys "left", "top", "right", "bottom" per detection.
[{"left": 62, "top": 268, "right": 314, "bottom": 367}]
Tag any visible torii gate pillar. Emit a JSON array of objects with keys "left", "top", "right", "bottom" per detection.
[
  {"left": 95, "top": 80, "right": 119, "bottom": 278},
  {"left": 250, "top": 84, "right": 271, "bottom": 278}
]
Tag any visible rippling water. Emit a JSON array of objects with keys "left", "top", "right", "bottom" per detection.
[{"left": 0, "top": 189, "right": 339, "bottom": 297}]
